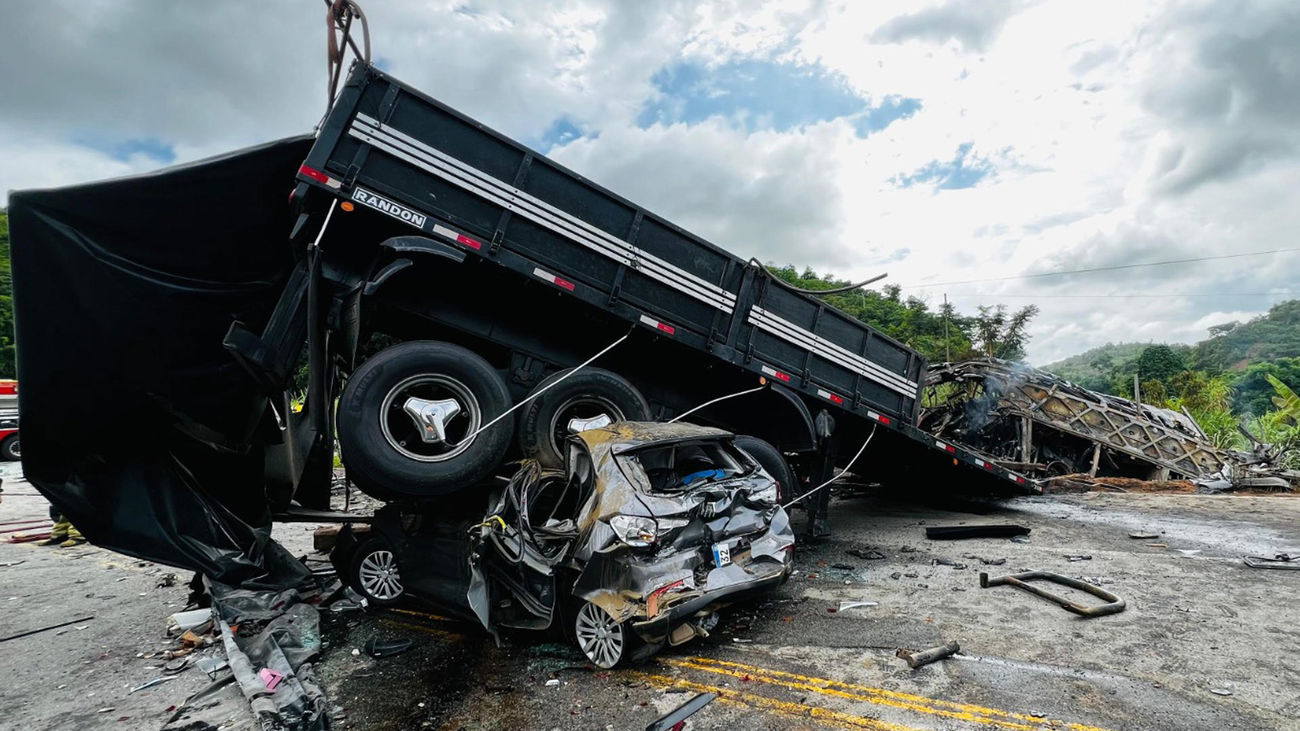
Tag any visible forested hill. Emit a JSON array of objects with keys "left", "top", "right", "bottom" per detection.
[
  {"left": 1043, "top": 300, "right": 1300, "bottom": 416},
  {"left": 1045, "top": 301, "right": 1300, "bottom": 385}
]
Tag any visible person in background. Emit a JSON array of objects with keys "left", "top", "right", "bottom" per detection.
[{"left": 39, "top": 504, "right": 85, "bottom": 548}]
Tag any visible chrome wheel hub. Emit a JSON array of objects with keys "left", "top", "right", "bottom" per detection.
[
  {"left": 357, "top": 550, "right": 403, "bottom": 601},
  {"left": 379, "top": 374, "right": 481, "bottom": 462},
  {"left": 575, "top": 602, "right": 625, "bottom": 669}
]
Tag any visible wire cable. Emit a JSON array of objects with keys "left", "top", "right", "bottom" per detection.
[
  {"left": 668, "top": 385, "right": 768, "bottom": 424},
  {"left": 446, "top": 327, "right": 632, "bottom": 448},
  {"left": 900, "top": 247, "right": 1300, "bottom": 289},
  {"left": 781, "top": 424, "right": 877, "bottom": 510},
  {"left": 752, "top": 259, "right": 888, "bottom": 295}
]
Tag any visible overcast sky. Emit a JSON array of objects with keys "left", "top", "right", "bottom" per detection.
[{"left": 3, "top": 0, "right": 1297, "bottom": 363}]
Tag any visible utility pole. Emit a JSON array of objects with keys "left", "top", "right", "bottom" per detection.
[{"left": 943, "top": 293, "right": 951, "bottom": 363}]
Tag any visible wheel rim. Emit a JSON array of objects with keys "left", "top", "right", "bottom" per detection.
[
  {"left": 357, "top": 549, "right": 404, "bottom": 601},
  {"left": 575, "top": 602, "right": 625, "bottom": 668},
  {"left": 9, "top": 440, "right": 18, "bottom": 458},
  {"left": 380, "top": 374, "right": 482, "bottom": 462},
  {"left": 549, "top": 396, "right": 623, "bottom": 456}
]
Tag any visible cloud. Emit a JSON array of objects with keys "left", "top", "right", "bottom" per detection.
[
  {"left": 870, "top": 0, "right": 1033, "bottom": 52},
  {"left": 4, "top": 0, "right": 1300, "bottom": 368},
  {"left": 549, "top": 118, "right": 858, "bottom": 269}
]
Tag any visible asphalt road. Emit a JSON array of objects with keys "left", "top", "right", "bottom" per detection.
[{"left": 2, "top": 463, "right": 1298, "bottom": 730}]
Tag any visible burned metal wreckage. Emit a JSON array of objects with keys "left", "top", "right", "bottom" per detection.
[
  {"left": 331, "top": 422, "right": 794, "bottom": 668},
  {"left": 922, "top": 359, "right": 1299, "bottom": 491}
]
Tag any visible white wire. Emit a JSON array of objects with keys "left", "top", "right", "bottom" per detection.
[
  {"left": 668, "top": 385, "right": 767, "bottom": 424},
  {"left": 310, "top": 200, "right": 337, "bottom": 250},
  {"left": 446, "top": 330, "right": 630, "bottom": 447},
  {"left": 781, "top": 424, "right": 877, "bottom": 510}
]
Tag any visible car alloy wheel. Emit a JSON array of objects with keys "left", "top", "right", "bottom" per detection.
[
  {"left": 357, "top": 548, "right": 404, "bottom": 602},
  {"left": 574, "top": 601, "right": 626, "bottom": 669}
]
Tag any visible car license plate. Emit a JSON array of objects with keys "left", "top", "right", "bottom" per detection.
[{"left": 712, "top": 542, "right": 731, "bottom": 567}]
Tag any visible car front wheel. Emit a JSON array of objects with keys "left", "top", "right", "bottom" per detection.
[
  {"left": 574, "top": 601, "right": 628, "bottom": 669},
  {"left": 349, "top": 539, "right": 406, "bottom": 607}
]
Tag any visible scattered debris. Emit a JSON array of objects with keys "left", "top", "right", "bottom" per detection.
[
  {"left": 980, "top": 571, "right": 1125, "bottom": 617},
  {"left": 897, "top": 641, "right": 961, "bottom": 669},
  {"left": 1210, "top": 688, "right": 1233, "bottom": 697},
  {"left": 259, "top": 668, "right": 285, "bottom": 692},
  {"left": 1010, "top": 535, "right": 1031, "bottom": 544},
  {"left": 830, "top": 563, "right": 855, "bottom": 570},
  {"left": 196, "top": 656, "right": 229, "bottom": 679},
  {"left": 129, "top": 677, "right": 176, "bottom": 694},
  {"left": 363, "top": 637, "right": 414, "bottom": 658},
  {"left": 1147, "top": 543, "right": 1167, "bottom": 548},
  {"left": 1129, "top": 532, "right": 1160, "bottom": 540},
  {"left": 932, "top": 558, "right": 968, "bottom": 569},
  {"left": 0, "top": 615, "right": 95, "bottom": 643},
  {"left": 167, "top": 609, "right": 213, "bottom": 636},
  {"left": 847, "top": 549, "right": 887, "bottom": 561},
  {"left": 156, "top": 573, "right": 179, "bottom": 588},
  {"left": 646, "top": 692, "right": 717, "bottom": 731},
  {"left": 1174, "top": 549, "right": 1201, "bottom": 557},
  {"left": 1065, "top": 555, "right": 1092, "bottom": 562},
  {"left": 1243, "top": 554, "right": 1300, "bottom": 570},
  {"left": 927, "top": 525, "right": 1031, "bottom": 540},
  {"left": 544, "top": 678, "right": 561, "bottom": 687},
  {"left": 163, "top": 657, "right": 191, "bottom": 675},
  {"left": 838, "top": 601, "right": 878, "bottom": 611}
]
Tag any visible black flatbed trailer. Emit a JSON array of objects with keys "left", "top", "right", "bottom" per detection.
[{"left": 276, "top": 62, "right": 1035, "bottom": 503}]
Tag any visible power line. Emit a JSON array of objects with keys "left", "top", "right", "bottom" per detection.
[
  {"left": 899, "top": 247, "right": 1300, "bottom": 289},
  {"left": 944, "top": 291, "right": 1296, "bottom": 299}
]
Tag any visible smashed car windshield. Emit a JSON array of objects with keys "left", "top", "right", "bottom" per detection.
[{"left": 616, "top": 439, "right": 756, "bottom": 493}]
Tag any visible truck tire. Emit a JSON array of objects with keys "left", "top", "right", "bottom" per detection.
[
  {"left": 734, "top": 435, "right": 794, "bottom": 504},
  {"left": 338, "top": 341, "right": 514, "bottom": 500},
  {"left": 517, "top": 368, "right": 650, "bottom": 468},
  {"left": 0, "top": 434, "right": 18, "bottom": 461}
]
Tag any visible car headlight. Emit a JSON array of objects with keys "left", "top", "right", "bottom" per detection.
[
  {"left": 749, "top": 481, "right": 778, "bottom": 505},
  {"left": 609, "top": 515, "right": 691, "bottom": 547},
  {"left": 609, "top": 515, "right": 658, "bottom": 546}
]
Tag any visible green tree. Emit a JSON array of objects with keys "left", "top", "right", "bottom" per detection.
[
  {"left": 1135, "top": 344, "right": 1184, "bottom": 384},
  {"left": 973, "top": 304, "right": 1039, "bottom": 361},
  {"left": 1232, "top": 358, "right": 1300, "bottom": 416}
]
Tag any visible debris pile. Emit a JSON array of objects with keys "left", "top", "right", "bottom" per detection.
[{"left": 923, "top": 359, "right": 1298, "bottom": 491}]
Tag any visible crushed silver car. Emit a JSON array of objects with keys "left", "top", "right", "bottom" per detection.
[{"left": 332, "top": 422, "right": 795, "bottom": 667}]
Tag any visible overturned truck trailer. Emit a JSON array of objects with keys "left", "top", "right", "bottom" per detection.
[
  {"left": 8, "top": 63, "right": 1035, "bottom": 583},
  {"left": 923, "top": 359, "right": 1298, "bottom": 491}
]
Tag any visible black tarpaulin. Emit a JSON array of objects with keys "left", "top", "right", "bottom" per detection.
[{"left": 9, "top": 136, "right": 314, "bottom": 586}]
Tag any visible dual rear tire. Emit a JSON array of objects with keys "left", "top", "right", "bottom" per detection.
[{"left": 337, "top": 341, "right": 650, "bottom": 499}]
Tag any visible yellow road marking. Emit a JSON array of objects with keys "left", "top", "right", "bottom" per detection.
[
  {"left": 666, "top": 656, "right": 1114, "bottom": 731},
  {"left": 386, "top": 607, "right": 455, "bottom": 623},
  {"left": 626, "top": 670, "right": 923, "bottom": 731},
  {"left": 376, "top": 617, "right": 461, "bottom": 640}
]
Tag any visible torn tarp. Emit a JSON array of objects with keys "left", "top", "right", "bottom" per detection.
[
  {"left": 8, "top": 137, "right": 314, "bottom": 585},
  {"left": 210, "top": 579, "right": 329, "bottom": 730}
]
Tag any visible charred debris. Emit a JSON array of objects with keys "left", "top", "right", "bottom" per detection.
[{"left": 922, "top": 359, "right": 1298, "bottom": 492}]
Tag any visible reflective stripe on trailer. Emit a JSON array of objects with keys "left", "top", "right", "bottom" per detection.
[
  {"left": 747, "top": 306, "right": 919, "bottom": 398},
  {"left": 935, "top": 440, "right": 956, "bottom": 454},
  {"left": 638, "top": 315, "right": 676, "bottom": 335},
  {"left": 866, "top": 410, "right": 893, "bottom": 426},
  {"left": 975, "top": 458, "right": 996, "bottom": 470},
  {"left": 347, "top": 115, "right": 737, "bottom": 314},
  {"left": 299, "top": 164, "right": 341, "bottom": 189},
  {"left": 815, "top": 388, "right": 844, "bottom": 405},
  {"left": 432, "top": 223, "right": 483, "bottom": 250},
  {"left": 759, "top": 365, "right": 791, "bottom": 383},
  {"left": 532, "top": 267, "right": 575, "bottom": 291}
]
